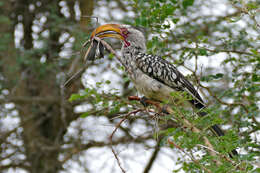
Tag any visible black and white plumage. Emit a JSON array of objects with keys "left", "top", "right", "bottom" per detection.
[
  {"left": 123, "top": 52, "right": 203, "bottom": 106},
  {"left": 135, "top": 53, "right": 204, "bottom": 105},
  {"left": 89, "top": 24, "right": 238, "bottom": 156}
]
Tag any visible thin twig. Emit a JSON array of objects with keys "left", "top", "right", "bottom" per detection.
[
  {"left": 183, "top": 63, "right": 251, "bottom": 117},
  {"left": 143, "top": 137, "right": 162, "bottom": 173},
  {"left": 168, "top": 139, "right": 212, "bottom": 173},
  {"left": 197, "top": 144, "right": 244, "bottom": 171},
  {"left": 173, "top": 46, "right": 257, "bottom": 56},
  {"left": 110, "top": 147, "right": 126, "bottom": 173},
  {"left": 63, "top": 63, "right": 90, "bottom": 87},
  {"left": 109, "top": 109, "right": 143, "bottom": 173},
  {"left": 198, "top": 83, "right": 250, "bottom": 113},
  {"left": 232, "top": 3, "right": 260, "bottom": 30}
]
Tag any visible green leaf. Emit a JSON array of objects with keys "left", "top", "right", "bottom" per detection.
[
  {"left": 215, "top": 73, "right": 224, "bottom": 79},
  {"left": 198, "top": 48, "right": 208, "bottom": 56},
  {"left": 108, "top": 53, "right": 114, "bottom": 60},
  {"left": 81, "top": 112, "right": 90, "bottom": 118},
  {"left": 228, "top": 17, "right": 241, "bottom": 23},
  {"left": 105, "top": 80, "right": 111, "bottom": 84},
  {"left": 250, "top": 49, "right": 259, "bottom": 55},
  {"left": 182, "top": 0, "right": 194, "bottom": 9},
  {"left": 201, "top": 73, "right": 224, "bottom": 82},
  {"left": 69, "top": 93, "right": 82, "bottom": 102},
  {"left": 167, "top": 128, "right": 175, "bottom": 133},
  {"left": 123, "top": 76, "right": 130, "bottom": 82},
  {"left": 163, "top": 5, "right": 175, "bottom": 16},
  {"left": 247, "top": 2, "right": 258, "bottom": 10},
  {"left": 254, "top": 168, "right": 260, "bottom": 172},
  {"left": 172, "top": 18, "right": 179, "bottom": 24},
  {"left": 252, "top": 74, "right": 260, "bottom": 82}
]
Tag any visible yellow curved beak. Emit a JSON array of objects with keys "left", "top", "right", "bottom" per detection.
[{"left": 91, "top": 24, "right": 124, "bottom": 40}]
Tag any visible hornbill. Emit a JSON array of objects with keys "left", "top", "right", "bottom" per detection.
[{"left": 87, "top": 24, "right": 238, "bottom": 157}]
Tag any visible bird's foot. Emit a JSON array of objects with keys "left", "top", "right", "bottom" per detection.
[
  {"left": 140, "top": 96, "right": 149, "bottom": 107},
  {"left": 161, "top": 104, "right": 170, "bottom": 114}
]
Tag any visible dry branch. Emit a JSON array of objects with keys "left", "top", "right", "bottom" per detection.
[{"left": 109, "top": 109, "right": 143, "bottom": 173}]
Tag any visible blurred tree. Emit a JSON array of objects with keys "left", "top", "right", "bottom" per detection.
[
  {"left": 0, "top": 0, "right": 161, "bottom": 173},
  {"left": 0, "top": 0, "right": 259, "bottom": 173},
  {"left": 1, "top": 0, "right": 87, "bottom": 172}
]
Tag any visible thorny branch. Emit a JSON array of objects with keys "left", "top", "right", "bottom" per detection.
[
  {"left": 129, "top": 96, "right": 247, "bottom": 171},
  {"left": 197, "top": 144, "right": 244, "bottom": 171},
  {"left": 128, "top": 96, "right": 220, "bottom": 162},
  {"left": 168, "top": 139, "right": 212, "bottom": 173}
]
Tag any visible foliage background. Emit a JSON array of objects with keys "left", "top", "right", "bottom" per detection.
[{"left": 0, "top": 0, "right": 259, "bottom": 172}]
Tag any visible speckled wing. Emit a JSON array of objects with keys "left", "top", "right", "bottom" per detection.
[{"left": 135, "top": 53, "right": 205, "bottom": 109}]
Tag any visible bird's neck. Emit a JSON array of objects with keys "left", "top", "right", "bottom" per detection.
[
  {"left": 121, "top": 43, "right": 146, "bottom": 55},
  {"left": 120, "top": 43, "right": 146, "bottom": 70}
]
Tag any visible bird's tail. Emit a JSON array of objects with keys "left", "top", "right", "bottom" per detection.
[
  {"left": 210, "top": 124, "right": 238, "bottom": 157},
  {"left": 191, "top": 100, "right": 238, "bottom": 157}
]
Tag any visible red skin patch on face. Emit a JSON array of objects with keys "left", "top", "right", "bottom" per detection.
[
  {"left": 124, "top": 41, "right": 130, "bottom": 47},
  {"left": 120, "top": 28, "right": 131, "bottom": 47}
]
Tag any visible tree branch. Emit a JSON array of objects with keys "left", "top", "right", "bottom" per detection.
[
  {"left": 61, "top": 135, "right": 152, "bottom": 164},
  {"left": 128, "top": 96, "right": 221, "bottom": 163},
  {"left": 143, "top": 137, "right": 162, "bottom": 173},
  {"left": 0, "top": 96, "right": 59, "bottom": 104}
]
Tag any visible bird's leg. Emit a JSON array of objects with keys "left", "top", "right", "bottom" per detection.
[
  {"left": 161, "top": 104, "right": 170, "bottom": 114},
  {"left": 128, "top": 96, "right": 168, "bottom": 115},
  {"left": 140, "top": 96, "right": 149, "bottom": 107},
  {"left": 140, "top": 96, "right": 169, "bottom": 115}
]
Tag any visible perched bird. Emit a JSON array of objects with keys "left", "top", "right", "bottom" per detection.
[{"left": 88, "top": 24, "right": 237, "bottom": 156}]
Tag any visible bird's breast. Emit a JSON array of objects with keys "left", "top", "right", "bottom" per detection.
[
  {"left": 121, "top": 52, "right": 174, "bottom": 102},
  {"left": 129, "top": 68, "right": 176, "bottom": 103}
]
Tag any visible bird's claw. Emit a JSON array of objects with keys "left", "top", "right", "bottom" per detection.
[
  {"left": 161, "top": 104, "right": 170, "bottom": 114},
  {"left": 140, "top": 96, "right": 149, "bottom": 107}
]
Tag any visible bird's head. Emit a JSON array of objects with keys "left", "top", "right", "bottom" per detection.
[{"left": 91, "top": 24, "right": 146, "bottom": 51}]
